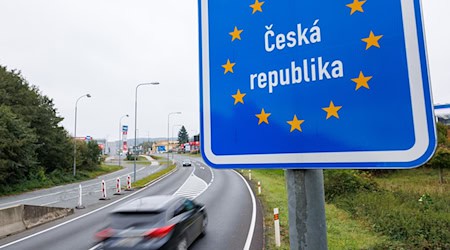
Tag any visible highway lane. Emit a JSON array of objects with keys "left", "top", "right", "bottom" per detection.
[
  {"left": 0, "top": 157, "right": 161, "bottom": 209},
  {"left": 0, "top": 155, "right": 263, "bottom": 250}
]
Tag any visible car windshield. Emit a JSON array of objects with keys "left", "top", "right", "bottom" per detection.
[{"left": 110, "top": 212, "right": 165, "bottom": 229}]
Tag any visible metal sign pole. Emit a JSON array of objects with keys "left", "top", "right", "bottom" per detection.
[{"left": 286, "top": 169, "right": 327, "bottom": 250}]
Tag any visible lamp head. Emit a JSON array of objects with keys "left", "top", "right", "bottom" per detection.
[{"left": 86, "top": 94, "right": 91, "bottom": 98}]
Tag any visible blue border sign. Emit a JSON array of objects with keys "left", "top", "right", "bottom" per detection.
[{"left": 199, "top": 0, "right": 436, "bottom": 169}]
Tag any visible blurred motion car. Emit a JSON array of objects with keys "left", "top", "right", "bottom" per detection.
[
  {"left": 182, "top": 159, "right": 192, "bottom": 167},
  {"left": 94, "top": 195, "right": 207, "bottom": 250}
]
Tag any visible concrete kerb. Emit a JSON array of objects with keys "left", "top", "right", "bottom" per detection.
[{"left": 0, "top": 204, "right": 74, "bottom": 238}]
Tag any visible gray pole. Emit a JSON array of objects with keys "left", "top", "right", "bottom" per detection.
[
  {"left": 134, "top": 82, "right": 159, "bottom": 182},
  {"left": 285, "top": 169, "right": 328, "bottom": 250},
  {"left": 73, "top": 104, "right": 78, "bottom": 176},
  {"left": 73, "top": 94, "right": 91, "bottom": 176}
]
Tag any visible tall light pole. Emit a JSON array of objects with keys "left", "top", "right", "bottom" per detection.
[
  {"left": 73, "top": 93, "right": 91, "bottom": 176},
  {"left": 118, "top": 114, "right": 129, "bottom": 167},
  {"left": 134, "top": 82, "right": 159, "bottom": 182},
  {"left": 167, "top": 112, "right": 181, "bottom": 164},
  {"left": 172, "top": 124, "right": 182, "bottom": 159}
]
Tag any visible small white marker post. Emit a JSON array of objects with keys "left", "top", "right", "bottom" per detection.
[
  {"left": 274, "top": 208, "right": 281, "bottom": 247},
  {"left": 248, "top": 170, "right": 252, "bottom": 180},
  {"left": 75, "top": 184, "right": 85, "bottom": 209},
  {"left": 258, "top": 181, "right": 261, "bottom": 195}
]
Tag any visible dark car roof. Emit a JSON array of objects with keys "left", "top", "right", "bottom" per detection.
[{"left": 112, "top": 195, "right": 182, "bottom": 213}]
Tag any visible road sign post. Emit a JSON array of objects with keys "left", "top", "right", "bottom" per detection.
[{"left": 199, "top": 0, "right": 436, "bottom": 248}]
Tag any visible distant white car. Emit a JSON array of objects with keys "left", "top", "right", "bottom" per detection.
[{"left": 182, "top": 159, "right": 192, "bottom": 167}]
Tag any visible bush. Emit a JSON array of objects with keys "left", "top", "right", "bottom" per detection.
[
  {"left": 324, "top": 170, "right": 378, "bottom": 201},
  {"left": 334, "top": 191, "right": 450, "bottom": 249}
]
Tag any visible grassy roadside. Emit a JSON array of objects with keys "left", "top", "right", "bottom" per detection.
[
  {"left": 124, "top": 156, "right": 151, "bottom": 165},
  {"left": 133, "top": 157, "right": 177, "bottom": 188},
  {"left": 243, "top": 169, "right": 387, "bottom": 249},
  {"left": 0, "top": 164, "right": 122, "bottom": 196}
]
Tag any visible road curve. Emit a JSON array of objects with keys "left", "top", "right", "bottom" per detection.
[{"left": 0, "top": 155, "right": 263, "bottom": 250}]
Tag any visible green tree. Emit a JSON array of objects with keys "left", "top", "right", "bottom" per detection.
[
  {"left": 177, "top": 126, "right": 189, "bottom": 145},
  {"left": 437, "top": 122, "right": 449, "bottom": 146},
  {"left": 428, "top": 147, "right": 450, "bottom": 184},
  {"left": 427, "top": 123, "right": 450, "bottom": 183},
  {"left": 75, "top": 140, "right": 102, "bottom": 171},
  {"left": 0, "top": 66, "right": 72, "bottom": 174},
  {"left": 0, "top": 106, "right": 38, "bottom": 184}
]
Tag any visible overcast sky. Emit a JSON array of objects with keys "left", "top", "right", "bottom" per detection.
[{"left": 0, "top": 0, "right": 448, "bottom": 142}]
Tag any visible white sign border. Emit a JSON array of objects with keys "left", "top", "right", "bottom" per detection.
[{"left": 200, "top": 0, "right": 435, "bottom": 166}]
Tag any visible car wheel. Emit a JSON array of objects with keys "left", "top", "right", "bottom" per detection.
[
  {"left": 200, "top": 215, "right": 208, "bottom": 237},
  {"left": 177, "top": 237, "right": 188, "bottom": 250}
]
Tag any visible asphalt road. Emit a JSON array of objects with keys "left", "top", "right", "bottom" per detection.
[
  {"left": 0, "top": 155, "right": 264, "bottom": 250},
  {"left": 0, "top": 156, "right": 161, "bottom": 209}
]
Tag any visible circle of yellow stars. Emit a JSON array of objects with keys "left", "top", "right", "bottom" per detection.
[{"left": 221, "top": 0, "right": 382, "bottom": 133}]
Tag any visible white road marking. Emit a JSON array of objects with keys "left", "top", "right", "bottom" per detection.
[
  {"left": 0, "top": 166, "right": 154, "bottom": 208},
  {"left": 0, "top": 167, "right": 177, "bottom": 249},
  {"left": 233, "top": 170, "right": 257, "bottom": 250}
]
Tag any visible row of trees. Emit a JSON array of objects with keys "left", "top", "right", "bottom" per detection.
[{"left": 0, "top": 66, "right": 101, "bottom": 188}]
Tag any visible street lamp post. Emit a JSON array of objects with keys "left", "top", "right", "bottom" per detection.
[
  {"left": 118, "top": 114, "right": 129, "bottom": 167},
  {"left": 167, "top": 112, "right": 181, "bottom": 164},
  {"left": 134, "top": 82, "right": 159, "bottom": 182},
  {"left": 172, "top": 124, "right": 182, "bottom": 159},
  {"left": 73, "top": 94, "right": 91, "bottom": 176}
]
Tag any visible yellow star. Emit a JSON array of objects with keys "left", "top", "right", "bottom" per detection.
[
  {"left": 346, "top": 0, "right": 366, "bottom": 15},
  {"left": 362, "top": 31, "right": 383, "bottom": 50},
  {"left": 250, "top": 0, "right": 264, "bottom": 14},
  {"left": 256, "top": 108, "right": 271, "bottom": 125},
  {"left": 287, "top": 115, "right": 305, "bottom": 132},
  {"left": 222, "top": 59, "right": 236, "bottom": 74},
  {"left": 351, "top": 71, "right": 372, "bottom": 90},
  {"left": 322, "top": 101, "right": 342, "bottom": 119},
  {"left": 232, "top": 89, "right": 246, "bottom": 105},
  {"left": 229, "top": 26, "right": 243, "bottom": 41}
]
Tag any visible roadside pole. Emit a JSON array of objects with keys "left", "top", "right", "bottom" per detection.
[{"left": 285, "top": 169, "right": 327, "bottom": 250}]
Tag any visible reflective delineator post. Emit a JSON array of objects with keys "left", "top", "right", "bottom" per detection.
[
  {"left": 75, "top": 184, "right": 85, "bottom": 209},
  {"left": 274, "top": 208, "right": 281, "bottom": 247},
  {"left": 114, "top": 177, "right": 122, "bottom": 195},
  {"left": 99, "top": 180, "right": 110, "bottom": 200},
  {"left": 125, "top": 175, "right": 133, "bottom": 191},
  {"left": 258, "top": 181, "right": 261, "bottom": 195},
  {"left": 248, "top": 170, "right": 252, "bottom": 180}
]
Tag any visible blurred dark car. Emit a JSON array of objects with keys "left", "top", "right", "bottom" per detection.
[
  {"left": 182, "top": 159, "right": 192, "bottom": 167},
  {"left": 94, "top": 195, "right": 207, "bottom": 250}
]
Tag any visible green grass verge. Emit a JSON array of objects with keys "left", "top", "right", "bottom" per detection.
[
  {"left": 332, "top": 168, "right": 450, "bottom": 249},
  {"left": 133, "top": 163, "right": 176, "bottom": 188},
  {"left": 244, "top": 169, "right": 386, "bottom": 249}
]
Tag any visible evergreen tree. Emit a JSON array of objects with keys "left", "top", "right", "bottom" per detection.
[
  {"left": 0, "top": 105, "right": 38, "bottom": 184},
  {"left": 178, "top": 126, "right": 189, "bottom": 145},
  {"left": 0, "top": 66, "right": 72, "bottom": 178}
]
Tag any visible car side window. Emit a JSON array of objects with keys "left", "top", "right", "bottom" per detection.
[{"left": 173, "top": 199, "right": 195, "bottom": 217}]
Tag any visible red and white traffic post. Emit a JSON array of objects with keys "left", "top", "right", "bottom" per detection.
[
  {"left": 114, "top": 177, "right": 122, "bottom": 195},
  {"left": 125, "top": 174, "right": 132, "bottom": 191},
  {"left": 274, "top": 208, "right": 281, "bottom": 247},
  {"left": 258, "top": 181, "right": 261, "bottom": 195},
  {"left": 99, "top": 180, "right": 109, "bottom": 200}
]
